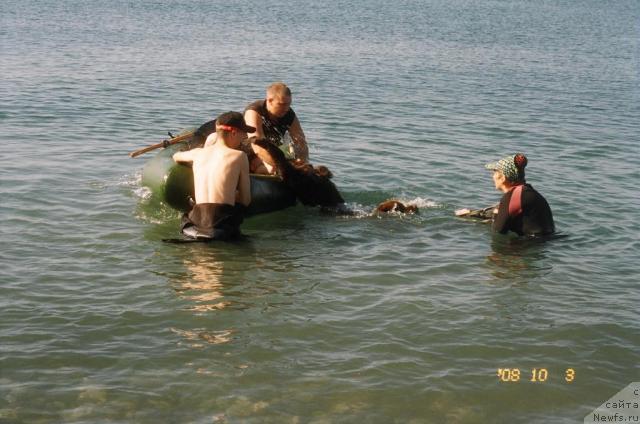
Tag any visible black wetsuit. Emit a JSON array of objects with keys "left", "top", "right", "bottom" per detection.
[
  {"left": 244, "top": 100, "right": 296, "bottom": 146},
  {"left": 493, "top": 184, "right": 555, "bottom": 236},
  {"left": 181, "top": 203, "right": 246, "bottom": 241}
]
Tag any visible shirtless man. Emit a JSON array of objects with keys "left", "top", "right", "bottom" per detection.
[
  {"left": 173, "top": 111, "right": 252, "bottom": 240},
  {"left": 244, "top": 82, "right": 309, "bottom": 174}
]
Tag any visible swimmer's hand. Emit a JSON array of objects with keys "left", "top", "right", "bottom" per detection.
[{"left": 455, "top": 208, "right": 471, "bottom": 216}]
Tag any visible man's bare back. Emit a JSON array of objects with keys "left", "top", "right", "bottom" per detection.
[
  {"left": 171, "top": 111, "right": 254, "bottom": 241},
  {"left": 174, "top": 143, "right": 250, "bottom": 206}
]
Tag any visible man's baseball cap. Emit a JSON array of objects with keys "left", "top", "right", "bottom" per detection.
[{"left": 215, "top": 111, "right": 256, "bottom": 133}]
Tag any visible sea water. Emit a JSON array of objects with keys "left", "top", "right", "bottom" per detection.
[{"left": 1, "top": 0, "right": 639, "bottom": 422}]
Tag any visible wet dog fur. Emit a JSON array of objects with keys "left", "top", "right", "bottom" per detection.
[
  {"left": 252, "top": 138, "right": 345, "bottom": 208},
  {"left": 375, "top": 200, "right": 419, "bottom": 214},
  {"left": 252, "top": 139, "right": 418, "bottom": 215}
]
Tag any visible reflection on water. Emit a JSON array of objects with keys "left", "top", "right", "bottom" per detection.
[
  {"left": 168, "top": 245, "right": 246, "bottom": 346},
  {"left": 485, "top": 235, "right": 556, "bottom": 283},
  {"left": 170, "top": 327, "right": 234, "bottom": 347},
  {"left": 174, "top": 251, "right": 230, "bottom": 312}
]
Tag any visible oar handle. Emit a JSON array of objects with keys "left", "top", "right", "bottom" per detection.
[{"left": 129, "top": 131, "right": 194, "bottom": 158}]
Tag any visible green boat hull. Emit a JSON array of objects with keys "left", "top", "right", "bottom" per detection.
[{"left": 141, "top": 139, "right": 297, "bottom": 215}]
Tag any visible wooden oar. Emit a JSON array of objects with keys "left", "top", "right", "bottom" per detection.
[{"left": 129, "top": 131, "right": 194, "bottom": 158}]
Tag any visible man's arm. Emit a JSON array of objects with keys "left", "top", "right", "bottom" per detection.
[
  {"left": 173, "top": 149, "right": 198, "bottom": 164},
  {"left": 288, "top": 117, "right": 308, "bottom": 162},
  {"left": 236, "top": 154, "right": 251, "bottom": 206},
  {"left": 244, "top": 109, "right": 264, "bottom": 140},
  {"left": 244, "top": 109, "right": 276, "bottom": 170}
]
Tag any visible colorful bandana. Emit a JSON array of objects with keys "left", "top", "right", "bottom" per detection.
[{"left": 485, "top": 154, "right": 526, "bottom": 182}]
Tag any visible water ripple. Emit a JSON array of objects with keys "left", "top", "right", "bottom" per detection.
[{"left": 2, "top": 0, "right": 639, "bottom": 422}]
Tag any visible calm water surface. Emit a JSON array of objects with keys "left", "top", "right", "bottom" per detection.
[{"left": 1, "top": 0, "right": 639, "bottom": 423}]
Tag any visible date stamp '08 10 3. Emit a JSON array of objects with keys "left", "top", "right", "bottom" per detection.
[{"left": 497, "top": 368, "right": 576, "bottom": 383}]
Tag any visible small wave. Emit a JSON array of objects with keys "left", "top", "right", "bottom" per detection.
[
  {"left": 86, "top": 172, "right": 142, "bottom": 193},
  {"left": 118, "top": 171, "right": 153, "bottom": 201},
  {"left": 117, "top": 171, "right": 142, "bottom": 189},
  {"left": 134, "top": 201, "right": 180, "bottom": 224},
  {"left": 119, "top": 170, "right": 178, "bottom": 223},
  {"left": 134, "top": 186, "right": 152, "bottom": 201},
  {"left": 404, "top": 196, "right": 441, "bottom": 209},
  {"left": 336, "top": 202, "right": 372, "bottom": 219},
  {"left": 334, "top": 196, "right": 437, "bottom": 219}
]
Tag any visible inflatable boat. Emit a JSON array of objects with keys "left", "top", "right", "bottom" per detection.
[{"left": 140, "top": 136, "right": 297, "bottom": 215}]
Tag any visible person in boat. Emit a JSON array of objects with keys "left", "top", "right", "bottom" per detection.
[
  {"left": 172, "top": 111, "right": 253, "bottom": 241},
  {"left": 244, "top": 82, "right": 309, "bottom": 174},
  {"left": 483, "top": 153, "right": 555, "bottom": 237}
]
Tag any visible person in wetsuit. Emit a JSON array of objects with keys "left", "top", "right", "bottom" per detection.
[
  {"left": 485, "top": 153, "right": 555, "bottom": 237},
  {"left": 172, "top": 111, "right": 252, "bottom": 241},
  {"left": 244, "top": 82, "right": 309, "bottom": 174}
]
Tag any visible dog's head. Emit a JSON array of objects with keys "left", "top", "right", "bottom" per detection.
[{"left": 375, "top": 200, "right": 419, "bottom": 214}]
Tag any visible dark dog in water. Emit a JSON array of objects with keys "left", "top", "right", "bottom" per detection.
[
  {"left": 253, "top": 138, "right": 419, "bottom": 215},
  {"left": 375, "top": 200, "right": 419, "bottom": 214},
  {"left": 252, "top": 138, "right": 345, "bottom": 208}
]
